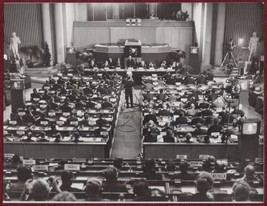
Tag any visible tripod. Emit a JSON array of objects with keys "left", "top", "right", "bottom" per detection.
[{"left": 221, "top": 51, "right": 238, "bottom": 67}]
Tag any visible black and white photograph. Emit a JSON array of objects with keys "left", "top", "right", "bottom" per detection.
[{"left": 2, "top": 2, "right": 265, "bottom": 203}]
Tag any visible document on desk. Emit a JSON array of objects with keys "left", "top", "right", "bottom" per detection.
[
  {"left": 72, "top": 183, "right": 84, "bottom": 190},
  {"left": 181, "top": 186, "right": 196, "bottom": 194},
  {"left": 150, "top": 186, "right": 166, "bottom": 193}
]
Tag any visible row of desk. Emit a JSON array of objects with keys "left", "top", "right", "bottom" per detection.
[{"left": 81, "top": 68, "right": 175, "bottom": 85}]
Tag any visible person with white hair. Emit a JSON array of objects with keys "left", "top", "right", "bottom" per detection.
[
  {"left": 124, "top": 72, "right": 134, "bottom": 108},
  {"left": 10, "top": 32, "right": 21, "bottom": 60}
]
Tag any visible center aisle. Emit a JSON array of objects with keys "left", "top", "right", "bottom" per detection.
[{"left": 111, "top": 88, "right": 142, "bottom": 158}]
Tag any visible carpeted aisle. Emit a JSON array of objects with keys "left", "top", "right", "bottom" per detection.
[{"left": 111, "top": 89, "right": 142, "bottom": 159}]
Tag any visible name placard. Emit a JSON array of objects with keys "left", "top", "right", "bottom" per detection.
[
  {"left": 176, "top": 155, "right": 187, "bottom": 160},
  {"left": 101, "top": 131, "right": 109, "bottom": 136},
  {"left": 199, "top": 155, "right": 209, "bottom": 160},
  {"left": 70, "top": 121, "right": 78, "bottom": 126},
  {"left": 211, "top": 173, "right": 227, "bottom": 180},
  {"left": 174, "top": 179, "right": 181, "bottom": 184},
  {"left": 64, "top": 164, "right": 80, "bottom": 171},
  {"left": 23, "top": 159, "right": 36, "bottom": 165},
  {"left": 4, "top": 153, "right": 14, "bottom": 159},
  {"left": 40, "top": 121, "right": 49, "bottom": 126},
  {"left": 9, "top": 120, "right": 17, "bottom": 125},
  {"left": 33, "top": 165, "right": 48, "bottom": 171},
  {"left": 190, "top": 161, "right": 203, "bottom": 167}
]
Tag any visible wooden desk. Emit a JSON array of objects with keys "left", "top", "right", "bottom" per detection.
[
  {"left": 143, "top": 142, "right": 263, "bottom": 161},
  {"left": 4, "top": 141, "right": 109, "bottom": 158}
]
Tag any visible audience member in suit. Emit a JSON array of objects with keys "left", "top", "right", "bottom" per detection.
[
  {"left": 240, "top": 165, "right": 260, "bottom": 182},
  {"left": 163, "top": 129, "right": 175, "bottom": 142},
  {"left": 143, "top": 120, "right": 160, "bottom": 142},
  {"left": 42, "top": 90, "right": 52, "bottom": 102},
  {"left": 157, "top": 89, "right": 166, "bottom": 101},
  {"left": 126, "top": 56, "right": 135, "bottom": 68},
  {"left": 84, "top": 178, "right": 104, "bottom": 202},
  {"left": 184, "top": 74, "right": 195, "bottom": 85},
  {"left": 107, "top": 58, "right": 115, "bottom": 68},
  {"left": 175, "top": 113, "right": 187, "bottom": 125},
  {"left": 232, "top": 180, "right": 251, "bottom": 202},
  {"left": 139, "top": 60, "right": 147, "bottom": 68},
  {"left": 67, "top": 90, "right": 78, "bottom": 102},
  {"left": 67, "top": 114, "right": 78, "bottom": 126},
  {"left": 96, "top": 114, "right": 110, "bottom": 127},
  {"left": 71, "top": 132, "right": 82, "bottom": 143},
  {"left": 158, "top": 103, "right": 171, "bottom": 116},
  {"left": 57, "top": 76, "right": 65, "bottom": 85},
  {"left": 60, "top": 171, "right": 83, "bottom": 192},
  {"left": 61, "top": 101, "right": 72, "bottom": 113},
  {"left": 183, "top": 133, "right": 195, "bottom": 143},
  {"left": 197, "top": 73, "right": 207, "bottom": 85},
  {"left": 173, "top": 160, "right": 195, "bottom": 180},
  {"left": 160, "top": 60, "right": 167, "bottom": 68},
  {"left": 83, "top": 84, "right": 93, "bottom": 95},
  {"left": 37, "top": 132, "right": 49, "bottom": 142},
  {"left": 133, "top": 179, "right": 151, "bottom": 201},
  {"left": 141, "top": 159, "right": 162, "bottom": 180},
  {"left": 143, "top": 110, "right": 158, "bottom": 125},
  {"left": 102, "top": 167, "right": 127, "bottom": 192},
  {"left": 36, "top": 114, "right": 49, "bottom": 125},
  {"left": 143, "top": 90, "right": 154, "bottom": 102},
  {"left": 86, "top": 99, "right": 96, "bottom": 109},
  {"left": 166, "top": 76, "right": 176, "bottom": 85},
  {"left": 193, "top": 123, "right": 207, "bottom": 136},
  {"left": 89, "top": 60, "right": 96, "bottom": 68},
  {"left": 231, "top": 106, "right": 245, "bottom": 117},
  {"left": 208, "top": 118, "right": 224, "bottom": 136},
  {"left": 143, "top": 81, "right": 153, "bottom": 91},
  {"left": 23, "top": 110, "right": 35, "bottom": 123},
  {"left": 113, "top": 158, "right": 123, "bottom": 171},
  {"left": 72, "top": 85, "right": 80, "bottom": 96},
  {"left": 76, "top": 99, "right": 86, "bottom": 109},
  {"left": 208, "top": 89, "right": 218, "bottom": 102},
  {"left": 80, "top": 114, "right": 89, "bottom": 126},
  {"left": 49, "top": 98, "right": 59, "bottom": 110},
  {"left": 101, "top": 98, "right": 113, "bottom": 109},
  {"left": 192, "top": 172, "right": 214, "bottom": 201},
  {"left": 31, "top": 88, "right": 41, "bottom": 101},
  {"left": 21, "top": 130, "right": 35, "bottom": 142},
  {"left": 7, "top": 165, "right": 32, "bottom": 194}
]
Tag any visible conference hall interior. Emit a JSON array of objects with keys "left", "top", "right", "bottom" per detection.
[{"left": 3, "top": 2, "right": 264, "bottom": 203}]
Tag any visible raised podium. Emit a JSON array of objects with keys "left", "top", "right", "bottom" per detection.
[{"left": 10, "top": 79, "right": 25, "bottom": 113}]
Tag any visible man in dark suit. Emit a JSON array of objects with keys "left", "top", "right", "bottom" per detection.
[
  {"left": 126, "top": 56, "right": 135, "bottom": 68},
  {"left": 101, "top": 98, "right": 113, "bottom": 109},
  {"left": 22, "top": 110, "right": 35, "bottom": 123},
  {"left": 158, "top": 103, "right": 171, "bottom": 116},
  {"left": 163, "top": 129, "right": 175, "bottom": 142},
  {"left": 157, "top": 89, "right": 166, "bottom": 101},
  {"left": 61, "top": 101, "right": 72, "bottom": 113},
  {"left": 60, "top": 171, "right": 83, "bottom": 192},
  {"left": 143, "top": 110, "right": 158, "bottom": 125},
  {"left": 207, "top": 118, "right": 223, "bottom": 135},
  {"left": 86, "top": 98, "right": 96, "bottom": 109},
  {"left": 175, "top": 113, "right": 188, "bottom": 125},
  {"left": 102, "top": 167, "right": 127, "bottom": 192},
  {"left": 124, "top": 75, "right": 135, "bottom": 108}
]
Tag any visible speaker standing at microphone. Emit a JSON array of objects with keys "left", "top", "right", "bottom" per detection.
[{"left": 124, "top": 71, "right": 134, "bottom": 108}]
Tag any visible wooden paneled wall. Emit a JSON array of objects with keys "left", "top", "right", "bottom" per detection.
[
  {"left": 4, "top": 4, "right": 43, "bottom": 48},
  {"left": 73, "top": 21, "right": 193, "bottom": 51}
]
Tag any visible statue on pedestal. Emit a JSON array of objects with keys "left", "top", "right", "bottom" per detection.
[{"left": 10, "top": 32, "right": 21, "bottom": 60}]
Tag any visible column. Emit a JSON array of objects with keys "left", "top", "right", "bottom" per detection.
[
  {"left": 214, "top": 3, "right": 226, "bottom": 66},
  {"left": 112, "top": 4, "right": 120, "bottom": 19},
  {"left": 54, "top": 3, "right": 65, "bottom": 64},
  {"left": 202, "top": 3, "right": 213, "bottom": 66},
  {"left": 75, "top": 3, "right": 88, "bottom": 21},
  {"left": 64, "top": 3, "right": 75, "bottom": 47},
  {"left": 41, "top": 3, "right": 54, "bottom": 65},
  {"left": 149, "top": 3, "right": 157, "bottom": 16}
]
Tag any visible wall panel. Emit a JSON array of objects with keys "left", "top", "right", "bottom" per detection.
[{"left": 4, "top": 4, "right": 43, "bottom": 48}]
